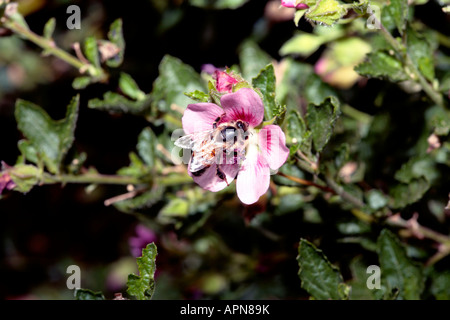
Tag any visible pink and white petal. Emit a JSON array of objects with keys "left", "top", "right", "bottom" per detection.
[
  {"left": 258, "top": 125, "right": 290, "bottom": 171},
  {"left": 189, "top": 162, "right": 239, "bottom": 193},
  {"left": 236, "top": 151, "right": 271, "bottom": 205},
  {"left": 220, "top": 88, "right": 264, "bottom": 128},
  {"left": 182, "top": 103, "right": 224, "bottom": 134}
]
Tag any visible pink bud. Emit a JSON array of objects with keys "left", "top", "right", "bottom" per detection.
[{"left": 214, "top": 71, "right": 239, "bottom": 93}]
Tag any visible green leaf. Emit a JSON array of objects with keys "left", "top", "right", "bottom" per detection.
[
  {"left": 127, "top": 242, "right": 158, "bottom": 300},
  {"left": 88, "top": 91, "right": 151, "bottom": 114},
  {"left": 238, "top": 40, "right": 272, "bottom": 80},
  {"left": 394, "top": 155, "right": 438, "bottom": 184},
  {"left": 355, "top": 51, "right": 408, "bottom": 82},
  {"left": 297, "top": 239, "right": 349, "bottom": 300},
  {"left": 252, "top": 64, "right": 283, "bottom": 121},
  {"left": 377, "top": 229, "right": 424, "bottom": 300},
  {"left": 72, "top": 76, "right": 93, "bottom": 90},
  {"left": 305, "top": 0, "right": 345, "bottom": 26},
  {"left": 119, "top": 73, "right": 146, "bottom": 101},
  {"left": 285, "top": 110, "right": 307, "bottom": 145},
  {"left": 184, "top": 90, "right": 210, "bottom": 102},
  {"left": 137, "top": 127, "right": 157, "bottom": 168},
  {"left": 306, "top": 96, "right": 340, "bottom": 153},
  {"left": 294, "top": 9, "right": 308, "bottom": 26},
  {"left": 151, "top": 55, "right": 206, "bottom": 113},
  {"left": 8, "top": 164, "right": 40, "bottom": 193},
  {"left": 389, "top": 178, "right": 430, "bottom": 209},
  {"left": 75, "top": 288, "right": 105, "bottom": 300},
  {"left": 84, "top": 36, "right": 100, "bottom": 68},
  {"left": 43, "top": 17, "right": 56, "bottom": 39},
  {"left": 15, "top": 96, "right": 79, "bottom": 174},
  {"left": 17, "top": 140, "right": 38, "bottom": 165},
  {"left": 158, "top": 198, "right": 190, "bottom": 223},
  {"left": 366, "top": 189, "right": 388, "bottom": 210},
  {"left": 105, "top": 18, "right": 125, "bottom": 68},
  {"left": 279, "top": 33, "right": 325, "bottom": 57},
  {"left": 189, "top": 0, "right": 249, "bottom": 9},
  {"left": 430, "top": 270, "right": 450, "bottom": 300},
  {"left": 406, "top": 26, "right": 435, "bottom": 82},
  {"left": 382, "top": 0, "right": 408, "bottom": 34}
]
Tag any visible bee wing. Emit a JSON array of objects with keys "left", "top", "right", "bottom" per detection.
[{"left": 174, "top": 130, "right": 214, "bottom": 150}]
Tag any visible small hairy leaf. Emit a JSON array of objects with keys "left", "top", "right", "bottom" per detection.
[
  {"left": 297, "top": 239, "right": 349, "bottom": 300},
  {"left": 127, "top": 242, "right": 158, "bottom": 300},
  {"left": 306, "top": 96, "right": 340, "bottom": 153},
  {"left": 15, "top": 95, "right": 79, "bottom": 174},
  {"left": 377, "top": 229, "right": 424, "bottom": 300}
]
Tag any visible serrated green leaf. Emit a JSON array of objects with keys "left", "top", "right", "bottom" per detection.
[
  {"left": 8, "top": 164, "right": 40, "bottom": 193},
  {"left": 88, "top": 91, "right": 151, "bottom": 114},
  {"left": 382, "top": 0, "right": 408, "bottom": 34},
  {"left": 17, "top": 140, "right": 38, "bottom": 165},
  {"left": 184, "top": 90, "right": 209, "bottom": 102},
  {"left": 394, "top": 155, "right": 438, "bottom": 184},
  {"left": 286, "top": 110, "right": 307, "bottom": 145},
  {"left": 304, "top": 74, "right": 337, "bottom": 106},
  {"left": 151, "top": 55, "right": 206, "bottom": 113},
  {"left": 389, "top": 178, "right": 430, "bottom": 209},
  {"left": 72, "top": 76, "right": 93, "bottom": 90},
  {"left": 119, "top": 73, "right": 146, "bottom": 101},
  {"left": 297, "top": 239, "right": 349, "bottom": 300},
  {"left": 305, "top": 0, "right": 345, "bottom": 26},
  {"left": 189, "top": 0, "right": 249, "bottom": 9},
  {"left": 75, "top": 288, "right": 105, "bottom": 300},
  {"left": 15, "top": 96, "right": 79, "bottom": 174},
  {"left": 106, "top": 18, "right": 125, "bottom": 68},
  {"left": 406, "top": 26, "right": 435, "bottom": 82},
  {"left": 238, "top": 40, "right": 272, "bottom": 80},
  {"left": 43, "top": 17, "right": 56, "bottom": 39},
  {"left": 377, "top": 229, "right": 424, "bottom": 300},
  {"left": 252, "top": 64, "right": 283, "bottom": 121},
  {"left": 355, "top": 51, "right": 407, "bottom": 82},
  {"left": 127, "top": 242, "right": 157, "bottom": 300},
  {"left": 306, "top": 96, "right": 340, "bottom": 153},
  {"left": 114, "top": 187, "right": 164, "bottom": 214},
  {"left": 158, "top": 198, "right": 190, "bottom": 221},
  {"left": 84, "top": 36, "right": 100, "bottom": 68},
  {"left": 137, "top": 127, "right": 157, "bottom": 168}
]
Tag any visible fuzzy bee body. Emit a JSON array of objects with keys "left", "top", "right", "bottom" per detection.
[{"left": 175, "top": 119, "right": 249, "bottom": 183}]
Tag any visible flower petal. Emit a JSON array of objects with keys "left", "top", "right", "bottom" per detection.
[
  {"left": 182, "top": 103, "right": 224, "bottom": 134},
  {"left": 220, "top": 88, "right": 264, "bottom": 128},
  {"left": 236, "top": 147, "right": 271, "bottom": 205},
  {"left": 258, "top": 125, "right": 290, "bottom": 171},
  {"left": 189, "top": 162, "right": 239, "bottom": 193}
]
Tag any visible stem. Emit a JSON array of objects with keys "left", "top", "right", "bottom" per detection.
[
  {"left": 5, "top": 19, "right": 86, "bottom": 71},
  {"left": 277, "top": 172, "right": 334, "bottom": 193},
  {"left": 42, "top": 173, "right": 142, "bottom": 186},
  {"left": 387, "top": 213, "right": 450, "bottom": 266},
  {"left": 375, "top": 17, "right": 444, "bottom": 108},
  {"left": 325, "top": 175, "right": 366, "bottom": 209}
]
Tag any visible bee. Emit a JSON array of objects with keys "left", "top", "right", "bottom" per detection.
[{"left": 175, "top": 115, "right": 250, "bottom": 185}]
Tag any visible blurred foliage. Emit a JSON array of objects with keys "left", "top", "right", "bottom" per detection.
[{"left": 0, "top": 0, "right": 450, "bottom": 301}]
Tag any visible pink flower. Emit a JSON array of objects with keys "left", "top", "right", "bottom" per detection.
[
  {"left": 0, "top": 171, "right": 15, "bottom": 195},
  {"left": 214, "top": 70, "right": 239, "bottom": 93},
  {"left": 128, "top": 224, "right": 157, "bottom": 257},
  {"left": 281, "top": 0, "right": 309, "bottom": 9},
  {"left": 181, "top": 88, "right": 289, "bottom": 205}
]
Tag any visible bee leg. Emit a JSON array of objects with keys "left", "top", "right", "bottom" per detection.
[
  {"left": 213, "top": 113, "right": 226, "bottom": 129},
  {"left": 216, "top": 166, "right": 229, "bottom": 186},
  {"left": 192, "top": 167, "right": 208, "bottom": 177}
]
